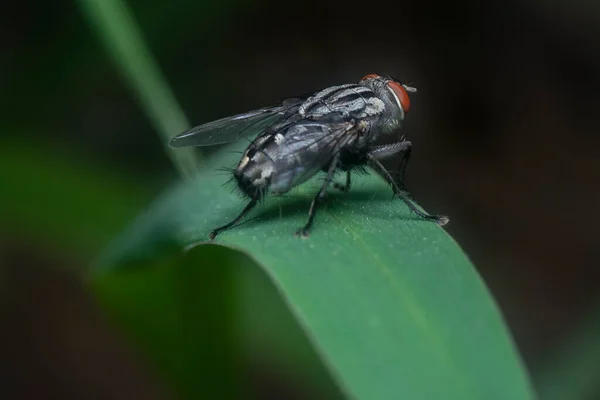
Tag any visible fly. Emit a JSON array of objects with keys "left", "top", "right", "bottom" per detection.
[{"left": 170, "top": 74, "right": 449, "bottom": 239}]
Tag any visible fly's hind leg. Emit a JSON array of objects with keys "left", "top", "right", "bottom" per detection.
[
  {"left": 333, "top": 171, "right": 352, "bottom": 193},
  {"left": 209, "top": 199, "right": 258, "bottom": 240},
  {"left": 295, "top": 153, "right": 341, "bottom": 238},
  {"left": 367, "top": 153, "right": 448, "bottom": 226}
]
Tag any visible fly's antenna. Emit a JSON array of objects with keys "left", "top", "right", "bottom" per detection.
[
  {"left": 402, "top": 83, "right": 418, "bottom": 93},
  {"left": 389, "top": 74, "right": 418, "bottom": 93}
]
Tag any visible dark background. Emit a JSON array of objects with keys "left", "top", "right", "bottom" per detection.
[{"left": 2, "top": 0, "right": 599, "bottom": 398}]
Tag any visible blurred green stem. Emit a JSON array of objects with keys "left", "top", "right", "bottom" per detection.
[{"left": 77, "top": 0, "right": 199, "bottom": 178}]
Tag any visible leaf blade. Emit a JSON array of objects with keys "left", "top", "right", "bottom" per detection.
[{"left": 96, "top": 145, "right": 536, "bottom": 399}]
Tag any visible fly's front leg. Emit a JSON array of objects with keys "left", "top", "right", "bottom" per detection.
[
  {"left": 396, "top": 145, "right": 411, "bottom": 192},
  {"left": 333, "top": 171, "right": 352, "bottom": 193},
  {"left": 367, "top": 155, "right": 449, "bottom": 226},
  {"left": 209, "top": 199, "right": 258, "bottom": 240},
  {"left": 295, "top": 153, "right": 341, "bottom": 238},
  {"left": 370, "top": 140, "right": 412, "bottom": 191}
]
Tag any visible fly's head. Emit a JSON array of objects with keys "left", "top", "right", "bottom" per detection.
[{"left": 359, "top": 74, "right": 416, "bottom": 134}]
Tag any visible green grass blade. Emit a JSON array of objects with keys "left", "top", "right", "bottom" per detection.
[
  {"left": 94, "top": 143, "right": 537, "bottom": 399},
  {"left": 76, "top": 0, "right": 198, "bottom": 177}
]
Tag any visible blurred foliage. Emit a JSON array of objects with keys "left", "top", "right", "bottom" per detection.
[
  {"left": 534, "top": 303, "right": 600, "bottom": 400},
  {"left": 77, "top": 0, "right": 198, "bottom": 177},
  {"left": 0, "top": 136, "right": 152, "bottom": 258},
  {"left": 94, "top": 244, "right": 343, "bottom": 399}
]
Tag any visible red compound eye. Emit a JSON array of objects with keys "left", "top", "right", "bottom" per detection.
[
  {"left": 387, "top": 81, "right": 411, "bottom": 113},
  {"left": 360, "top": 73, "right": 380, "bottom": 81}
]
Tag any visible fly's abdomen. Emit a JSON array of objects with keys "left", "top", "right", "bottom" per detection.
[
  {"left": 236, "top": 149, "right": 317, "bottom": 197},
  {"left": 236, "top": 117, "right": 354, "bottom": 198},
  {"left": 234, "top": 141, "right": 275, "bottom": 200}
]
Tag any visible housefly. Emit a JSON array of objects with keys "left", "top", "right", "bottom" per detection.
[{"left": 170, "top": 74, "right": 448, "bottom": 239}]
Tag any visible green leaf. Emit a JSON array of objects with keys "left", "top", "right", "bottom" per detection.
[
  {"left": 94, "top": 243, "right": 344, "bottom": 399},
  {"left": 94, "top": 144, "right": 536, "bottom": 399}
]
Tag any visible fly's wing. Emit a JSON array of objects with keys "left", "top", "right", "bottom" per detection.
[
  {"left": 169, "top": 93, "right": 313, "bottom": 148},
  {"left": 270, "top": 113, "right": 357, "bottom": 191},
  {"left": 169, "top": 106, "right": 287, "bottom": 148}
]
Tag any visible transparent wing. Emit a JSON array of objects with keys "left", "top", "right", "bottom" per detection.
[{"left": 169, "top": 106, "right": 289, "bottom": 148}]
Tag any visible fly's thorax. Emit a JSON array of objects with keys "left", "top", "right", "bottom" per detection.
[{"left": 298, "top": 83, "right": 386, "bottom": 120}]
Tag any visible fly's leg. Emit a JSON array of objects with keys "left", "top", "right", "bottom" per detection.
[
  {"left": 367, "top": 155, "right": 449, "bottom": 226},
  {"left": 333, "top": 171, "right": 352, "bottom": 193},
  {"left": 396, "top": 145, "right": 411, "bottom": 192},
  {"left": 209, "top": 199, "right": 258, "bottom": 240},
  {"left": 370, "top": 141, "right": 412, "bottom": 191},
  {"left": 295, "top": 153, "right": 341, "bottom": 238}
]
